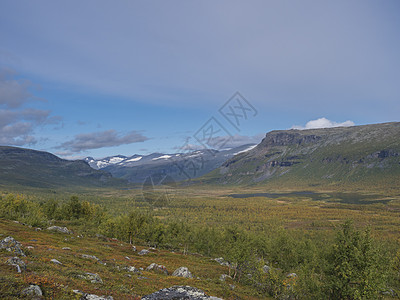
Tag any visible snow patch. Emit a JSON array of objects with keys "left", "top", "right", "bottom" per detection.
[
  {"left": 233, "top": 145, "right": 257, "bottom": 155},
  {"left": 152, "top": 155, "right": 172, "bottom": 161},
  {"left": 125, "top": 156, "right": 142, "bottom": 162}
]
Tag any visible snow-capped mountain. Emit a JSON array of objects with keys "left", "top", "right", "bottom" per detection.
[
  {"left": 84, "top": 144, "right": 256, "bottom": 183},
  {"left": 84, "top": 155, "right": 128, "bottom": 170}
]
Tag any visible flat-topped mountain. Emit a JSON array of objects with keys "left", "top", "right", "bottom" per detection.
[{"left": 203, "top": 122, "right": 400, "bottom": 189}]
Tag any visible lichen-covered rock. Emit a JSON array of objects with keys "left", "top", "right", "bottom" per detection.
[
  {"left": 123, "top": 265, "right": 141, "bottom": 274},
  {"left": 47, "top": 226, "right": 72, "bottom": 234},
  {"left": 142, "top": 285, "right": 222, "bottom": 300},
  {"left": 219, "top": 274, "right": 231, "bottom": 282},
  {"left": 214, "top": 257, "right": 230, "bottom": 267},
  {"left": 172, "top": 267, "right": 193, "bottom": 278},
  {"left": 73, "top": 290, "right": 113, "bottom": 300},
  {"left": 262, "top": 265, "right": 271, "bottom": 273},
  {"left": 138, "top": 249, "right": 150, "bottom": 255},
  {"left": 6, "top": 256, "right": 26, "bottom": 272},
  {"left": 21, "top": 285, "right": 42, "bottom": 297},
  {"left": 146, "top": 263, "right": 169, "bottom": 275},
  {"left": 78, "top": 272, "right": 103, "bottom": 284},
  {"left": 0, "top": 236, "right": 25, "bottom": 256}
]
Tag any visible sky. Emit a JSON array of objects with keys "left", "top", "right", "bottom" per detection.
[{"left": 0, "top": 0, "right": 399, "bottom": 159}]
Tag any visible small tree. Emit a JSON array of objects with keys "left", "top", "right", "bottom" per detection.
[{"left": 327, "top": 221, "right": 385, "bottom": 299}]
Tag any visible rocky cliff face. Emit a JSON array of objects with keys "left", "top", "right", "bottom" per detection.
[{"left": 203, "top": 122, "right": 400, "bottom": 187}]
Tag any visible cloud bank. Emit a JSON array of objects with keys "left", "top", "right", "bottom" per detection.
[
  {"left": 58, "top": 130, "right": 149, "bottom": 153},
  {"left": 291, "top": 118, "right": 355, "bottom": 130},
  {"left": 0, "top": 68, "right": 61, "bottom": 146}
]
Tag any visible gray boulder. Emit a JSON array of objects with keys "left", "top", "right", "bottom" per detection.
[
  {"left": 146, "top": 263, "right": 169, "bottom": 275},
  {"left": 123, "top": 265, "right": 141, "bottom": 274},
  {"left": 47, "top": 226, "right": 72, "bottom": 234},
  {"left": 0, "top": 236, "right": 25, "bottom": 256},
  {"left": 21, "top": 285, "right": 42, "bottom": 297},
  {"left": 73, "top": 290, "right": 113, "bottom": 300},
  {"left": 214, "top": 257, "right": 230, "bottom": 267},
  {"left": 219, "top": 274, "right": 231, "bottom": 282},
  {"left": 6, "top": 256, "right": 26, "bottom": 273},
  {"left": 142, "top": 285, "right": 222, "bottom": 300},
  {"left": 78, "top": 272, "right": 103, "bottom": 284},
  {"left": 172, "top": 267, "right": 193, "bottom": 278},
  {"left": 262, "top": 265, "right": 271, "bottom": 274},
  {"left": 138, "top": 249, "right": 150, "bottom": 255}
]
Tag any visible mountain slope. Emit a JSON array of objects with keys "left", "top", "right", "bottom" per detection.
[
  {"left": 0, "top": 146, "right": 124, "bottom": 188},
  {"left": 100, "top": 144, "right": 256, "bottom": 183},
  {"left": 203, "top": 122, "right": 400, "bottom": 189}
]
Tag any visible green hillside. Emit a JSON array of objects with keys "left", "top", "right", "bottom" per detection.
[
  {"left": 203, "top": 122, "right": 400, "bottom": 191},
  {"left": 0, "top": 146, "right": 126, "bottom": 189}
]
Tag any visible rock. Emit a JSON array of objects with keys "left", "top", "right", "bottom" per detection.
[
  {"left": 132, "top": 246, "right": 137, "bottom": 252},
  {"left": 21, "top": 285, "right": 42, "bottom": 297},
  {"left": 172, "top": 267, "right": 193, "bottom": 278},
  {"left": 123, "top": 265, "right": 141, "bottom": 274},
  {"left": 125, "top": 256, "right": 130, "bottom": 260},
  {"left": 6, "top": 256, "right": 26, "bottom": 273},
  {"left": 62, "top": 247, "right": 71, "bottom": 251},
  {"left": 73, "top": 290, "right": 113, "bottom": 300},
  {"left": 138, "top": 249, "right": 150, "bottom": 255},
  {"left": 214, "top": 257, "right": 230, "bottom": 267},
  {"left": 81, "top": 254, "right": 105, "bottom": 265},
  {"left": 219, "top": 274, "right": 231, "bottom": 282},
  {"left": 287, "top": 273, "right": 297, "bottom": 278},
  {"left": 262, "top": 265, "right": 271, "bottom": 274},
  {"left": 50, "top": 258, "right": 62, "bottom": 265},
  {"left": 26, "top": 246, "right": 34, "bottom": 249},
  {"left": 146, "top": 263, "right": 169, "bottom": 275},
  {"left": 0, "top": 236, "right": 25, "bottom": 256},
  {"left": 78, "top": 272, "right": 103, "bottom": 284},
  {"left": 142, "top": 285, "right": 222, "bottom": 300},
  {"left": 47, "top": 226, "right": 72, "bottom": 234}
]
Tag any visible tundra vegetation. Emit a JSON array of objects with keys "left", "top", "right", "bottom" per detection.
[{"left": 1, "top": 188, "right": 400, "bottom": 299}]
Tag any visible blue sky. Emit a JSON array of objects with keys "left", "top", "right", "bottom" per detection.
[{"left": 1, "top": 0, "right": 399, "bottom": 159}]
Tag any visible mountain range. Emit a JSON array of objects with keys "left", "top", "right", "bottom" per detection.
[
  {"left": 1, "top": 122, "right": 400, "bottom": 190},
  {"left": 203, "top": 122, "right": 400, "bottom": 189},
  {"left": 84, "top": 144, "right": 257, "bottom": 183}
]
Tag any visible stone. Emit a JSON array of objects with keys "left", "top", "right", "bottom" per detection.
[
  {"left": 6, "top": 256, "right": 26, "bottom": 272},
  {"left": 73, "top": 290, "right": 113, "bottom": 300},
  {"left": 219, "top": 274, "right": 231, "bottom": 282},
  {"left": 81, "top": 254, "right": 105, "bottom": 265},
  {"left": 123, "top": 265, "right": 141, "bottom": 274},
  {"left": 62, "top": 247, "right": 71, "bottom": 251},
  {"left": 138, "top": 249, "right": 150, "bottom": 255},
  {"left": 47, "top": 226, "right": 72, "bottom": 234},
  {"left": 287, "top": 273, "right": 297, "bottom": 278},
  {"left": 214, "top": 257, "right": 230, "bottom": 267},
  {"left": 146, "top": 263, "right": 169, "bottom": 275},
  {"left": 51, "top": 258, "right": 62, "bottom": 265},
  {"left": 0, "top": 236, "right": 25, "bottom": 256},
  {"left": 78, "top": 272, "right": 103, "bottom": 284},
  {"left": 21, "top": 285, "right": 42, "bottom": 297},
  {"left": 262, "top": 265, "right": 271, "bottom": 274},
  {"left": 142, "top": 285, "right": 223, "bottom": 300},
  {"left": 172, "top": 267, "right": 193, "bottom": 278}
]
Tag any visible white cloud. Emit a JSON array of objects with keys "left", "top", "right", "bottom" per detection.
[{"left": 291, "top": 117, "right": 355, "bottom": 130}]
